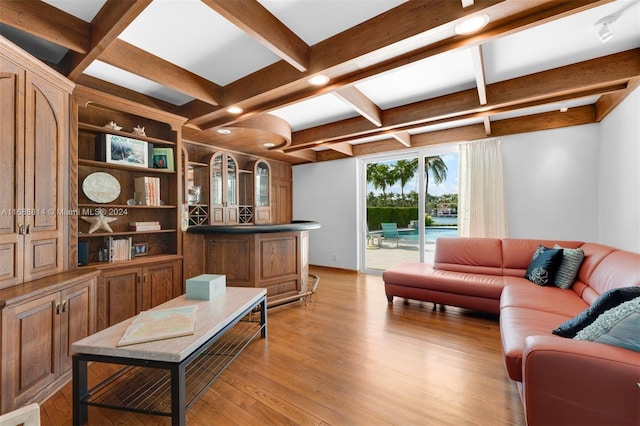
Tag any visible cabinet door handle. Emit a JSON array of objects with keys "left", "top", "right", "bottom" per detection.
[
  {"left": 18, "top": 224, "right": 25, "bottom": 235},
  {"left": 143, "top": 274, "right": 148, "bottom": 283},
  {"left": 61, "top": 300, "right": 67, "bottom": 313},
  {"left": 137, "top": 275, "right": 142, "bottom": 284},
  {"left": 25, "top": 224, "right": 31, "bottom": 234},
  {"left": 56, "top": 303, "right": 60, "bottom": 315}
]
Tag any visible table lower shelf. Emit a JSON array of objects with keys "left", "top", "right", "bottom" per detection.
[{"left": 80, "top": 317, "right": 262, "bottom": 417}]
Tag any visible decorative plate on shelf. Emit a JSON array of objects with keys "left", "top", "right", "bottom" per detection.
[{"left": 82, "top": 172, "right": 121, "bottom": 203}]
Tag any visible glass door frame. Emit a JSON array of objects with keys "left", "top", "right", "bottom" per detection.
[{"left": 358, "top": 144, "right": 458, "bottom": 274}]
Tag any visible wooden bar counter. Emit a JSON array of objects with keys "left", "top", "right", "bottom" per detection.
[{"left": 186, "top": 221, "right": 320, "bottom": 305}]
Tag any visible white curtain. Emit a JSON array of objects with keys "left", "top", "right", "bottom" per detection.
[{"left": 458, "top": 138, "right": 509, "bottom": 238}]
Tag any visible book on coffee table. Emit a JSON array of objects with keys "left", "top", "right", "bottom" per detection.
[{"left": 117, "top": 305, "right": 198, "bottom": 347}]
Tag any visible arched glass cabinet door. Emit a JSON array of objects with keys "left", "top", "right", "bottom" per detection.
[
  {"left": 254, "top": 159, "right": 271, "bottom": 224},
  {"left": 208, "top": 152, "right": 239, "bottom": 224}
]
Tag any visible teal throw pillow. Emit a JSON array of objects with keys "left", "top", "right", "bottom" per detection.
[
  {"left": 525, "top": 245, "right": 563, "bottom": 286},
  {"left": 574, "top": 297, "right": 640, "bottom": 352},
  {"left": 553, "top": 244, "right": 585, "bottom": 289}
]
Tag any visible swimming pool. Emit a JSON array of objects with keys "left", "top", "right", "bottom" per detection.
[{"left": 398, "top": 227, "right": 458, "bottom": 243}]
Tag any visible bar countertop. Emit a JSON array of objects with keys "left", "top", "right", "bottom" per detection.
[{"left": 186, "top": 220, "right": 321, "bottom": 234}]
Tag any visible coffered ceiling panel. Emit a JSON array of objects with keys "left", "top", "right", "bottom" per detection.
[{"left": 1, "top": 0, "right": 638, "bottom": 165}]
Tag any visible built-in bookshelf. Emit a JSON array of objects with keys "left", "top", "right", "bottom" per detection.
[{"left": 73, "top": 86, "right": 185, "bottom": 267}]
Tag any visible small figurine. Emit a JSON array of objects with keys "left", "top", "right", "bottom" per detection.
[
  {"left": 133, "top": 125, "right": 146, "bottom": 136},
  {"left": 103, "top": 121, "right": 122, "bottom": 131}
]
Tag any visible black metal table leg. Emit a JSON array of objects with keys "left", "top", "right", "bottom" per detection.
[
  {"left": 170, "top": 362, "right": 187, "bottom": 425},
  {"left": 72, "top": 355, "right": 88, "bottom": 426},
  {"left": 260, "top": 296, "right": 268, "bottom": 338}
]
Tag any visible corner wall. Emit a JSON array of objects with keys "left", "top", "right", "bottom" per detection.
[
  {"left": 597, "top": 87, "right": 640, "bottom": 252},
  {"left": 293, "top": 157, "right": 359, "bottom": 269},
  {"left": 501, "top": 124, "right": 599, "bottom": 242}
]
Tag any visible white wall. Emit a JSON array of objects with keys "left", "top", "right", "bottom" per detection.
[
  {"left": 293, "top": 157, "right": 359, "bottom": 269},
  {"left": 598, "top": 87, "right": 640, "bottom": 252},
  {"left": 501, "top": 124, "right": 600, "bottom": 241},
  {"left": 293, "top": 89, "right": 640, "bottom": 269}
]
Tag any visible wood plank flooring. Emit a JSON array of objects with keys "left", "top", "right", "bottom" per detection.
[{"left": 41, "top": 267, "right": 525, "bottom": 425}]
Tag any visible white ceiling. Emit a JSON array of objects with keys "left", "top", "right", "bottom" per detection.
[{"left": 3, "top": 0, "right": 640, "bottom": 153}]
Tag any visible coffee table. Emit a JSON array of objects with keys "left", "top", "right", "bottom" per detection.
[{"left": 72, "top": 287, "right": 267, "bottom": 425}]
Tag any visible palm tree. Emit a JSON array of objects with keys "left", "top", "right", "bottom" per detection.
[
  {"left": 424, "top": 156, "right": 448, "bottom": 213},
  {"left": 394, "top": 159, "right": 418, "bottom": 206},
  {"left": 366, "top": 163, "right": 393, "bottom": 206}
]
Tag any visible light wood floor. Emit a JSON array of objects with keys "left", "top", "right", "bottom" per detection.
[{"left": 41, "top": 267, "right": 525, "bottom": 425}]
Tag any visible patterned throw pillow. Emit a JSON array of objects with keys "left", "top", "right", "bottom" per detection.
[
  {"left": 553, "top": 245, "right": 585, "bottom": 289},
  {"left": 574, "top": 297, "right": 640, "bottom": 352},
  {"left": 553, "top": 287, "right": 640, "bottom": 337},
  {"left": 525, "top": 245, "right": 564, "bottom": 286}
]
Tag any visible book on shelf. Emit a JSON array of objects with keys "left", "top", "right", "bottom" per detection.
[
  {"left": 129, "top": 221, "right": 161, "bottom": 231},
  {"left": 152, "top": 147, "right": 174, "bottom": 171},
  {"left": 134, "top": 176, "right": 161, "bottom": 206},
  {"left": 103, "top": 236, "right": 133, "bottom": 262}
]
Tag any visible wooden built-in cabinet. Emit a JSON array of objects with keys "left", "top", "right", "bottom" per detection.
[
  {"left": 0, "top": 269, "right": 99, "bottom": 413},
  {"left": 208, "top": 151, "right": 240, "bottom": 224},
  {"left": 95, "top": 258, "right": 181, "bottom": 331},
  {"left": 0, "top": 38, "right": 73, "bottom": 290}
]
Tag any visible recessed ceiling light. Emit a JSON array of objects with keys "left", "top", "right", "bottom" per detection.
[
  {"left": 454, "top": 14, "right": 490, "bottom": 35},
  {"left": 217, "top": 128, "right": 231, "bottom": 134},
  {"left": 263, "top": 142, "right": 275, "bottom": 148},
  {"left": 226, "top": 106, "right": 243, "bottom": 114},
  {"left": 308, "top": 75, "right": 330, "bottom": 86}
]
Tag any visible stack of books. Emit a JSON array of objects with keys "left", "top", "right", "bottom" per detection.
[
  {"left": 129, "top": 221, "right": 161, "bottom": 231},
  {"left": 134, "top": 176, "right": 161, "bottom": 206},
  {"left": 104, "top": 237, "right": 132, "bottom": 262}
]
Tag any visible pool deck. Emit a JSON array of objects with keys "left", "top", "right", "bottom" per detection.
[{"left": 365, "top": 239, "right": 436, "bottom": 271}]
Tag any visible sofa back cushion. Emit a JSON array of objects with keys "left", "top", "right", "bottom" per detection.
[
  {"left": 501, "top": 239, "right": 583, "bottom": 277},
  {"left": 582, "top": 250, "right": 640, "bottom": 305},
  {"left": 434, "top": 237, "right": 503, "bottom": 275}
]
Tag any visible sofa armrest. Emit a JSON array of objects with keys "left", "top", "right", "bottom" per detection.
[{"left": 522, "top": 335, "right": 640, "bottom": 426}]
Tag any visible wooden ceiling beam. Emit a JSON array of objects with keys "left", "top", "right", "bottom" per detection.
[
  {"left": 288, "top": 49, "right": 640, "bottom": 149},
  {"left": 392, "top": 131, "right": 412, "bottom": 147},
  {"left": 99, "top": 39, "right": 223, "bottom": 106},
  {"left": 62, "top": 0, "right": 152, "bottom": 80},
  {"left": 594, "top": 77, "right": 640, "bottom": 121},
  {"left": 319, "top": 106, "right": 596, "bottom": 161},
  {"left": 189, "top": 0, "right": 609, "bottom": 131},
  {"left": 0, "top": 0, "right": 90, "bottom": 53},
  {"left": 470, "top": 45, "right": 487, "bottom": 105},
  {"left": 333, "top": 86, "right": 382, "bottom": 127},
  {"left": 202, "top": 0, "right": 310, "bottom": 72},
  {"left": 328, "top": 142, "right": 354, "bottom": 156}
]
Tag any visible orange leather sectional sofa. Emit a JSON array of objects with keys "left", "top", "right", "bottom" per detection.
[{"left": 382, "top": 237, "right": 640, "bottom": 426}]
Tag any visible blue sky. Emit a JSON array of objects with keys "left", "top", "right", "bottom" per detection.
[{"left": 367, "top": 153, "right": 459, "bottom": 196}]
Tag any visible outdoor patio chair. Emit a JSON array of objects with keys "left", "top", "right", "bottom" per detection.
[{"left": 381, "top": 222, "right": 400, "bottom": 248}]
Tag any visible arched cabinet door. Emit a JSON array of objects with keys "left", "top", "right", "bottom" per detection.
[
  {"left": 208, "top": 151, "right": 239, "bottom": 225},
  {"left": 253, "top": 159, "right": 271, "bottom": 224}
]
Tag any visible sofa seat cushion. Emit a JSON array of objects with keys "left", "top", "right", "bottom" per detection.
[
  {"left": 500, "top": 280, "right": 589, "bottom": 317},
  {"left": 383, "top": 262, "right": 505, "bottom": 300},
  {"left": 500, "top": 306, "right": 572, "bottom": 381}
]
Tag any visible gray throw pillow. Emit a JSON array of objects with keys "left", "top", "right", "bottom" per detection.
[
  {"left": 553, "top": 244, "right": 585, "bottom": 289},
  {"left": 574, "top": 298, "right": 640, "bottom": 352}
]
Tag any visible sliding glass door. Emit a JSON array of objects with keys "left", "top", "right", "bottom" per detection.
[{"left": 361, "top": 146, "right": 458, "bottom": 273}]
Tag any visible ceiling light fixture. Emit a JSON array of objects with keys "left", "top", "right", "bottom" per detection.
[
  {"left": 308, "top": 75, "right": 330, "bottom": 86},
  {"left": 593, "top": 16, "right": 615, "bottom": 43},
  {"left": 454, "top": 14, "right": 490, "bottom": 35},
  {"left": 560, "top": 102, "right": 568, "bottom": 113},
  {"left": 217, "top": 128, "right": 231, "bottom": 134},
  {"left": 592, "top": 2, "right": 637, "bottom": 44},
  {"left": 226, "top": 106, "right": 243, "bottom": 114}
]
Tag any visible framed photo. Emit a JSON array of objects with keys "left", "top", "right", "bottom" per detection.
[
  {"left": 101, "top": 134, "right": 151, "bottom": 168},
  {"left": 133, "top": 242, "right": 148, "bottom": 257},
  {"left": 152, "top": 147, "right": 174, "bottom": 170}
]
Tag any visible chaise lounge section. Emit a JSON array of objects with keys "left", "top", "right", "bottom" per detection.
[{"left": 382, "top": 237, "right": 640, "bottom": 425}]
